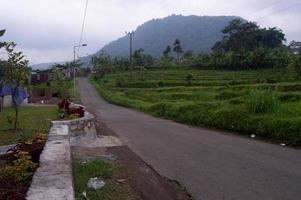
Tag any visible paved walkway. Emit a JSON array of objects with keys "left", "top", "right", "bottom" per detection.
[{"left": 78, "top": 77, "right": 301, "bottom": 200}]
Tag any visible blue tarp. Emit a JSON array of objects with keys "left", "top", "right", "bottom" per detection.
[{"left": 0, "top": 79, "right": 28, "bottom": 106}]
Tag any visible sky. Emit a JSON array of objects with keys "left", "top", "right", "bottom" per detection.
[{"left": 0, "top": 0, "right": 300, "bottom": 64}]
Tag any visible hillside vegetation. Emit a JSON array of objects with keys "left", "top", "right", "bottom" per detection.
[
  {"left": 92, "top": 68, "right": 301, "bottom": 146},
  {"left": 99, "top": 15, "right": 241, "bottom": 58}
]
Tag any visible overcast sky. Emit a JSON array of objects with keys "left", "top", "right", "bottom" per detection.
[{"left": 1, "top": 0, "right": 300, "bottom": 64}]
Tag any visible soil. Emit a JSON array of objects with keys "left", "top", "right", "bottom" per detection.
[
  {"left": 73, "top": 113, "right": 192, "bottom": 200},
  {"left": 0, "top": 139, "right": 46, "bottom": 200}
]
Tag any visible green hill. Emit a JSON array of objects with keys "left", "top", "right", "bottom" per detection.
[{"left": 99, "top": 14, "right": 242, "bottom": 58}]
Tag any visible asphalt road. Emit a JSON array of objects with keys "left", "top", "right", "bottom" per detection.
[{"left": 78, "top": 77, "right": 301, "bottom": 200}]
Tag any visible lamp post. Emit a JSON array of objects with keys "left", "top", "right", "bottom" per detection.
[{"left": 73, "top": 44, "right": 87, "bottom": 96}]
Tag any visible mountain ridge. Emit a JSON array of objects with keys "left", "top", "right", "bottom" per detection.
[{"left": 98, "top": 15, "right": 242, "bottom": 58}]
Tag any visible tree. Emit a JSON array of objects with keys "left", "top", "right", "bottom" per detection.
[
  {"left": 91, "top": 52, "right": 113, "bottom": 78},
  {"left": 173, "top": 38, "right": 183, "bottom": 62},
  {"left": 52, "top": 68, "right": 70, "bottom": 99},
  {"left": 0, "top": 29, "right": 6, "bottom": 49},
  {"left": 163, "top": 46, "right": 172, "bottom": 58},
  {"left": 213, "top": 19, "right": 285, "bottom": 53},
  {"left": 133, "top": 48, "right": 145, "bottom": 66},
  {"left": 132, "top": 48, "right": 154, "bottom": 67},
  {"left": 292, "top": 54, "right": 301, "bottom": 79},
  {"left": 0, "top": 29, "right": 5, "bottom": 37},
  {"left": 0, "top": 29, "right": 6, "bottom": 111},
  {"left": 289, "top": 40, "right": 301, "bottom": 54},
  {"left": 2, "top": 42, "right": 30, "bottom": 131}
]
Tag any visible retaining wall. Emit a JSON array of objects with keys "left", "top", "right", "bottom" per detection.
[{"left": 26, "top": 110, "right": 97, "bottom": 200}]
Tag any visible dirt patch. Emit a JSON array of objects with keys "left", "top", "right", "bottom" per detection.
[{"left": 92, "top": 119, "right": 192, "bottom": 200}]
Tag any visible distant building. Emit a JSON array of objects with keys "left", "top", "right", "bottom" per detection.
[
  {"left": 28, "top": 87, "right": 53, "bottom": 103},
  {"left": 30, "top": 70, "right": 52, "bottom": 85}
]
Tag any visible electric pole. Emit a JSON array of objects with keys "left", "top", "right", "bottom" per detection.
[{"left": 126, "top": 31, "right": 134, "bottom": 68}]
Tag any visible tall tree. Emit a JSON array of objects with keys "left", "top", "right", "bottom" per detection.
[
  {"left": 0, "top": 29, "right": 6, "bottom": 49},
  {"left": 0, "top": 29, "right": 5, "bottom": 111},
  {"left": 3, "top": 42, "right": 30, "bottom": 131},
  {"left": 173, "top": 38, "right": 183, "bottom": 62},
  {"left": 289, "top": 40, "right": 301, "bottom": 54},
  {"left": 213, "top": 19, "right": 285, "bottom": 52},
  {"left": 0, "top": 29, "right": 5, "bottom": 37},
  {"left": 132, "top": 48, "right": 154, "bottom": 67},
  {"left": 91, "top": 52, "right": 113, "bottom": 78},
  {"left": 163, "top": 46, "right": 171, "bottom": 57}
]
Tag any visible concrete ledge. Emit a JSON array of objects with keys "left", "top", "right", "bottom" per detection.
[
  {"left": 26, "top": 109, "right": 96, "bottom": 200},
  {"left": 26, "top": 124, "right": 74, "bottom": 200}
]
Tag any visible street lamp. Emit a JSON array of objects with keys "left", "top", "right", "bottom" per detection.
[{"left": 73, "top": 44, "right": 87, "bottom": 97}]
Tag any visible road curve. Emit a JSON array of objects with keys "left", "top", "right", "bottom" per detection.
[{"left": 78, "top": 77, "right": 301, "bottom": 200}]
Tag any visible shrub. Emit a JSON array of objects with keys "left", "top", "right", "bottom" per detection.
[
  {"left": 278, "top": 93, "right": 301, "bottom": 102},
  {"left": 57, "top": 98, "right": 85, "bottom": 119},
  {"left": 292, "top": 54, "right": 301, "bottom": 79},
  {"left": 68, "top": 106, "right": 85, "bottom": 118},
  {"left": 115, "top": 77, "right": 126, "bottom": 87},
  {"left": 148, "top": 102, "right": 174, "bottom": 117},
  {"left": 157, "top": 81, "right": 165, "bottom": 87},
  {"left": 2, "top": 151, "right": 37, "bottom": 185},
  {"left": 58, "top": 98, "right": 70, "bottom": 110},
  {"left": 215, "top": 90, "right": 240, "bottom": 100},
  {"left": 208, "top": 107, "right": 251, "bottom": 132},
  {"left": 247, "top": 89, "right": 280, "bottom": 114},
  {"left": 185, "top": 73, "right": 193, "bottom": 86}
]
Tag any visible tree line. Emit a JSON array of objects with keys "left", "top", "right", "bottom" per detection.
[{"left": 92, "top": 19, "right": 301, "bottom": 78}]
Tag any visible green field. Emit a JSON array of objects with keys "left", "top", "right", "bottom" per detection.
[
  {"left": 92, "top": 67, "right": 301, "bottom": 146},
  {"left": 0, "top": 106, "right": 57, "bottom": 145}
]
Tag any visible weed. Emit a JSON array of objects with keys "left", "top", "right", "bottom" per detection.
[{"left": 247, "top": 89, "right": 280, "bottom": 114}]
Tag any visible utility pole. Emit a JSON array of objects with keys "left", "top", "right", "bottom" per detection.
[
  {"left": 73, "top": 44, "right": 87, "bottom": 97},
  {"left": 126, "top": 31, "right": 134, "bottom": 68}
]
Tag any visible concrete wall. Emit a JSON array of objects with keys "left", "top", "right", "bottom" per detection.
[{"left": 27, "top": 110, "right": 96, "bottom": 200}]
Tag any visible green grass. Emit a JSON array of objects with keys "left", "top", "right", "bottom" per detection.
[
  {"left": 91, "top": 67, "right": 301, "bottom": 146},
  {"left": 0, "top": 106, "right": 57, "bottom": 145},
  {"left": 72, "top": 159, "right": 130, "bottom": 200}
]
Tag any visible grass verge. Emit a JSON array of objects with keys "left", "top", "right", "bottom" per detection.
[{"left": 72, "top": 159, "right": 130, "bottom": 200}]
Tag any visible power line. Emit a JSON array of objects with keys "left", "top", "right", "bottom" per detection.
[
  {"left": 257, "top": 1, "right": 301, "bottom": 19},
  {"left": 78, "top": 0, "right": 89, "bottom": 46},
  {"left": 247, "top": 0, "right": 285, "bottom": 17}
]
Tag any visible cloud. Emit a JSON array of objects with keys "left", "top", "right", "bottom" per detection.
[{"left": 0, "top": 0, "right": 300, "bottom": 63}]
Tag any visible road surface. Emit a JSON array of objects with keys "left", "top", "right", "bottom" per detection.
[{"left": 78, "top": 77, "right": 301, "bottom": 200}]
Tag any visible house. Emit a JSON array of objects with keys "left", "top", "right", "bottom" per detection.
[
  {"left": 28, "top": 87, "right": 53, "bottom": 103},
  {"left": 30, "top": 70, "right": 52, "bottom": 85}
]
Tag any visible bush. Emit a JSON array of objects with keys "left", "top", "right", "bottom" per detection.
[
  {"left": 148, "top": 102, "right": 174, "bottom": 117},
  {"left": 57, "top": 98, "right": 85, "bottom": 119},
  {"left": 278, "top": 93, "right": 301, "bottom": 102},
  {"left": 115, "top": 77, "right": 126, "bottom": 87},
  {"left": 68, "top": 106, "right": 85, "bottom": 118},
  {"left": 292, "top": 54, "right": 301, "bottom": 79},
  {"left": 1, "top": 151, "right": 37, "bottom": 185},
  {"left": 185, "top": 73, "right": 193, "bottom": 86},
  {"left": 215, "top": 90, "right": 240, "bottom": 100},
  {"left": 247, "top": 89, "right": 280, "bottom": 114}
]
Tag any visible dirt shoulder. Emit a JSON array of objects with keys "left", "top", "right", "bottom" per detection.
[{"left": 73, "top": 114, "right": 192, "bottom": 200}]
